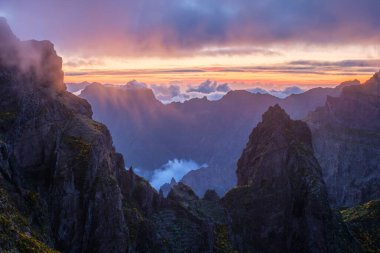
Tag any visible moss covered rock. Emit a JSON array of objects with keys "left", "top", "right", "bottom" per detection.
[{"left": 341, "top": 200, "right": 380, "bottom": 253}]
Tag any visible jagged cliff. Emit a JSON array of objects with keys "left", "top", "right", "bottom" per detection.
[
  {"left": 307, "top": 72, "right": 380, "bottom": 208},
  {"left": 222, "top": 105, "right": 362, "bottom": 253},
  {"left": 0, "top": 18, "right": 234, "bottom": 253},
  {"left": 0, "top": 17, "right": 129, "bottom": 252},
  {"left": 79, "top": 80, "right": 353, "bottom": 197},
  {"left": 341, "top": 199, "right": 380, "bottom": 253},
  {"left": 1, "top": 17, "right": 378, "bottom": 253}
]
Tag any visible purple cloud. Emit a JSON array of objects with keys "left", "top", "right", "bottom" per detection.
[{"left": 1, "top": 0, "right": 380, "bottom": 56}]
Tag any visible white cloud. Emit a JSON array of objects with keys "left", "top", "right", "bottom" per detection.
[
  {"left": 150, "top": 159, "right": 207, "bottom": 190},
  {"left": 187, "top": 80, "right": 231, "bottom": 94},
  {"left": 73, "top": 88, "right": 84, "bottom": 96},
  {"left": 151, "top": 81, "right": 231, "bottom": 103},
  {"left": 248, "top": 86, "right": 306, "bottom": 98},
  {"left": 67, "top": 80, "right": 307, "bottom": 103}
]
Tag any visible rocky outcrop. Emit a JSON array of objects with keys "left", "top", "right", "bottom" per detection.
[
  {"left": 307, "top": 72, "right": 380, "bottom": 208},
  {"left": 203, "top": 190, "right": 220, "bottom": 202},
  {"left": 151, "top": 183, "right": 233, "bottom": 252},
  {"left": 341, "top": 199, "right": 380, "bottom": 253},
  {"left": 0, "top": 19, "right": 235, "bottom": 253},
  {"left": 0, "top": 18, "right": 128, "bottom": 252},
  {"left": 160, "top": 177, "right": 178, "bottom": 197},
  {"left": 79, "top": 80, "right": 351, "bottom": 197},
  {"left": 223, "top": 105, "right": 362, "bottom": 253},
  {"left": 2, "top": 18, "right": 378, "bottom": 253}
]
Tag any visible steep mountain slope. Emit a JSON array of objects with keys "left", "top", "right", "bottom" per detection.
[
  {"left": 307, "top": 72, "right": 380, "bottom": 208},
  {"left": 0, "top": 18, "right": 234, "bottom": 253},
  {"left": 341, "top": 199, "right": 380, "bottom": 253},
  {"left": 0, "top": 18, "right": 128, "bottom": 252},
  {"left": 1, "top": 18, "right": 377, "bottom": 253},
  {"left": 222, "top": 105, "right": 362, "bottom": 253},
  {"left": 80, "top": 82, "right": 353, "bottom": 196}
]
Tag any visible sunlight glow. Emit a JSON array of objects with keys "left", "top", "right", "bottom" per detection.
[{"left": 63, "top": 44, "right": 379, "bottom": 88}]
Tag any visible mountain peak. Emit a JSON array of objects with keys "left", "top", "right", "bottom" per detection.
[
  {"left": 261, "top": 104, "right": 290, "bottom": 123},
  {"left": 341, "top": 70, "right": 380, "bottom": 97},
  {"left": 224, "top": 104, "right": 361, "bottom": 252},
  {"left": 0, "top": 17, "right": 17, "bottom": 43},
  {"left": 0, "top": 19, "right": 65, "bottom": 93},
  {"left": 167, "top": 182, "right": 199, "bottom": 202},
  {"left": 365, "top": 70, "right": 380, "bottom": 92},
  {"left": 237, "top": 105, "right": 313, "bottom": 186},
  {"left": 335, "top": 79, "right": 360, "bottom": 90}
]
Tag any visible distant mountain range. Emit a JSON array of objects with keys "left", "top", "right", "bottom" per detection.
[
  {"left": 307, "top": 72, "right": 380, "bottom": 208},
  {"left": 75, "top": 80, "right": 359, "bottom": 197},
  {"left": 1, "top": 19, "right": 379, "bottom": 252}
]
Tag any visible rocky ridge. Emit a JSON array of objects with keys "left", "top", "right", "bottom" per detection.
[
  {"left": 0, "top": 17, "right": 378, "bottom": 253},
  {"left": 307, "top": 71, "right": 380, "bottom": 208},
  {"left": 223, "top": 105, "right": 362, "bottom": 253},
  {"left": 79, "top": 80, "right": 357, "bottom": 197},
  {"left": 0, "top": 18, "right": 232, "bottom": 253}
]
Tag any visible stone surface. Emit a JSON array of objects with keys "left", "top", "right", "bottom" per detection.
[
  {"left": 223, "top": 105, "right": 362, "bottom": 253},
  {"left": 307, "top": 72, "right": 380, "bottom": 208},
  {"left": 79, "top": 81, "right": 353, "bottom": 197},
  {"left": 341, "top": 199, "right": 380, "bottom": 253},
  {"left": 0, "top": 18, "right": 378, "bottom": 253},
  {"left": 203, "top": 189, "right": 220, "bottom": 202},
  {"left": 160, "top": 177, "right": 178, "bottom": 197},
  {"left": 0, "top": 19, "right": 234, "bottom": 253},
  {"left": 0, "top": 19, "right": 128, "bottom": 253}
]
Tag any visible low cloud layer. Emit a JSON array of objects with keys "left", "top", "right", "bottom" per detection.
[
  {"left": 248, "top": 86, "right": 306, "bottom": 98},
  {"left": 67, "top": 80, "right": 308, "bottom": 102},
  {"left": 151, "top": 84, "right": 185, "bottom": 102},
  {"left": 150, "top": 159, "right": 206, "bottom": 190},
  {"left": 187, "top": 80, "right": 230, "bottom": 94},
  {"left": 151, "top": 81, "right": 232, "bottom": 103}
]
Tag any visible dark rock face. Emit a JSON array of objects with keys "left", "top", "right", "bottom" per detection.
[
  {"left": 167, "top": 182, "right": 199, "bottom": 203},
  {"left": 160, "top": 177, "right": 178, "bottom": 197},
  {"left": 203, "top": 190, "right": 220, "bottom": 202},
  {"left": 341, "top": 199, "right": 380, "bottom": 253},
  {"left": 236, "top": 105, "right": 314, "bottom": 186},
  {"left": 2, "top": 18, "right": 377, "bottom": 253},
  {"left": 0, "top": 19, "right": 235, "bottom": 253},
  {"left": 307, "top": 72, "right": 380, "bottom": 208},
  {"left": 153, "top": 183, "right": 233, "bottom": 253},
  {"left": 0, "top": 19, "right": 128, "bottom": 252},
  {"left": 223, "top": 105, "right": 362, "bottom": 253}
]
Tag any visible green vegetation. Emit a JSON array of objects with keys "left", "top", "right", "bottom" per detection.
[
  {"left": 17, "top": 232, "right": 59, "bottom": 253},
  {"left": 63, "top": 135, "right": 91, "bottom": 163},
  {"left": 0, "top": 188, "right": 58, "bottom": 253},
  {"left": 91, "top": 121, "right": 106, "bottom": 133},
  {"left": 124, "top": 207, "right": 144, "bottom": 243},
  {"left": 214, "top": 224, "right": 234, "bottom": 253},
  {"left": 0, "top": 111, "right": 17, "bottom": 120},
  {"left": 341, "top": 200, "right": 380, "bottom": 253},
  {"left": 0, "top": 111, "right": 17, "bottom": 127}
]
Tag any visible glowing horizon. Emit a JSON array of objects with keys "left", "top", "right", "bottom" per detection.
[
  {"left": 62, "top": 44, "right": 379, "bottom": 89},
  {"left": 1, "top": 0, "right": 380, "bottom": 89}
]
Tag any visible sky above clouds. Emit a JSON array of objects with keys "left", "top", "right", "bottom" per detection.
[{"left": 1, "top": 0, "right": 380, "bottom": 88}]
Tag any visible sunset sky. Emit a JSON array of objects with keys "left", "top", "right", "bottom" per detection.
[{"left": 1, "top": 0, "right": 380, "bottom": 89}]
